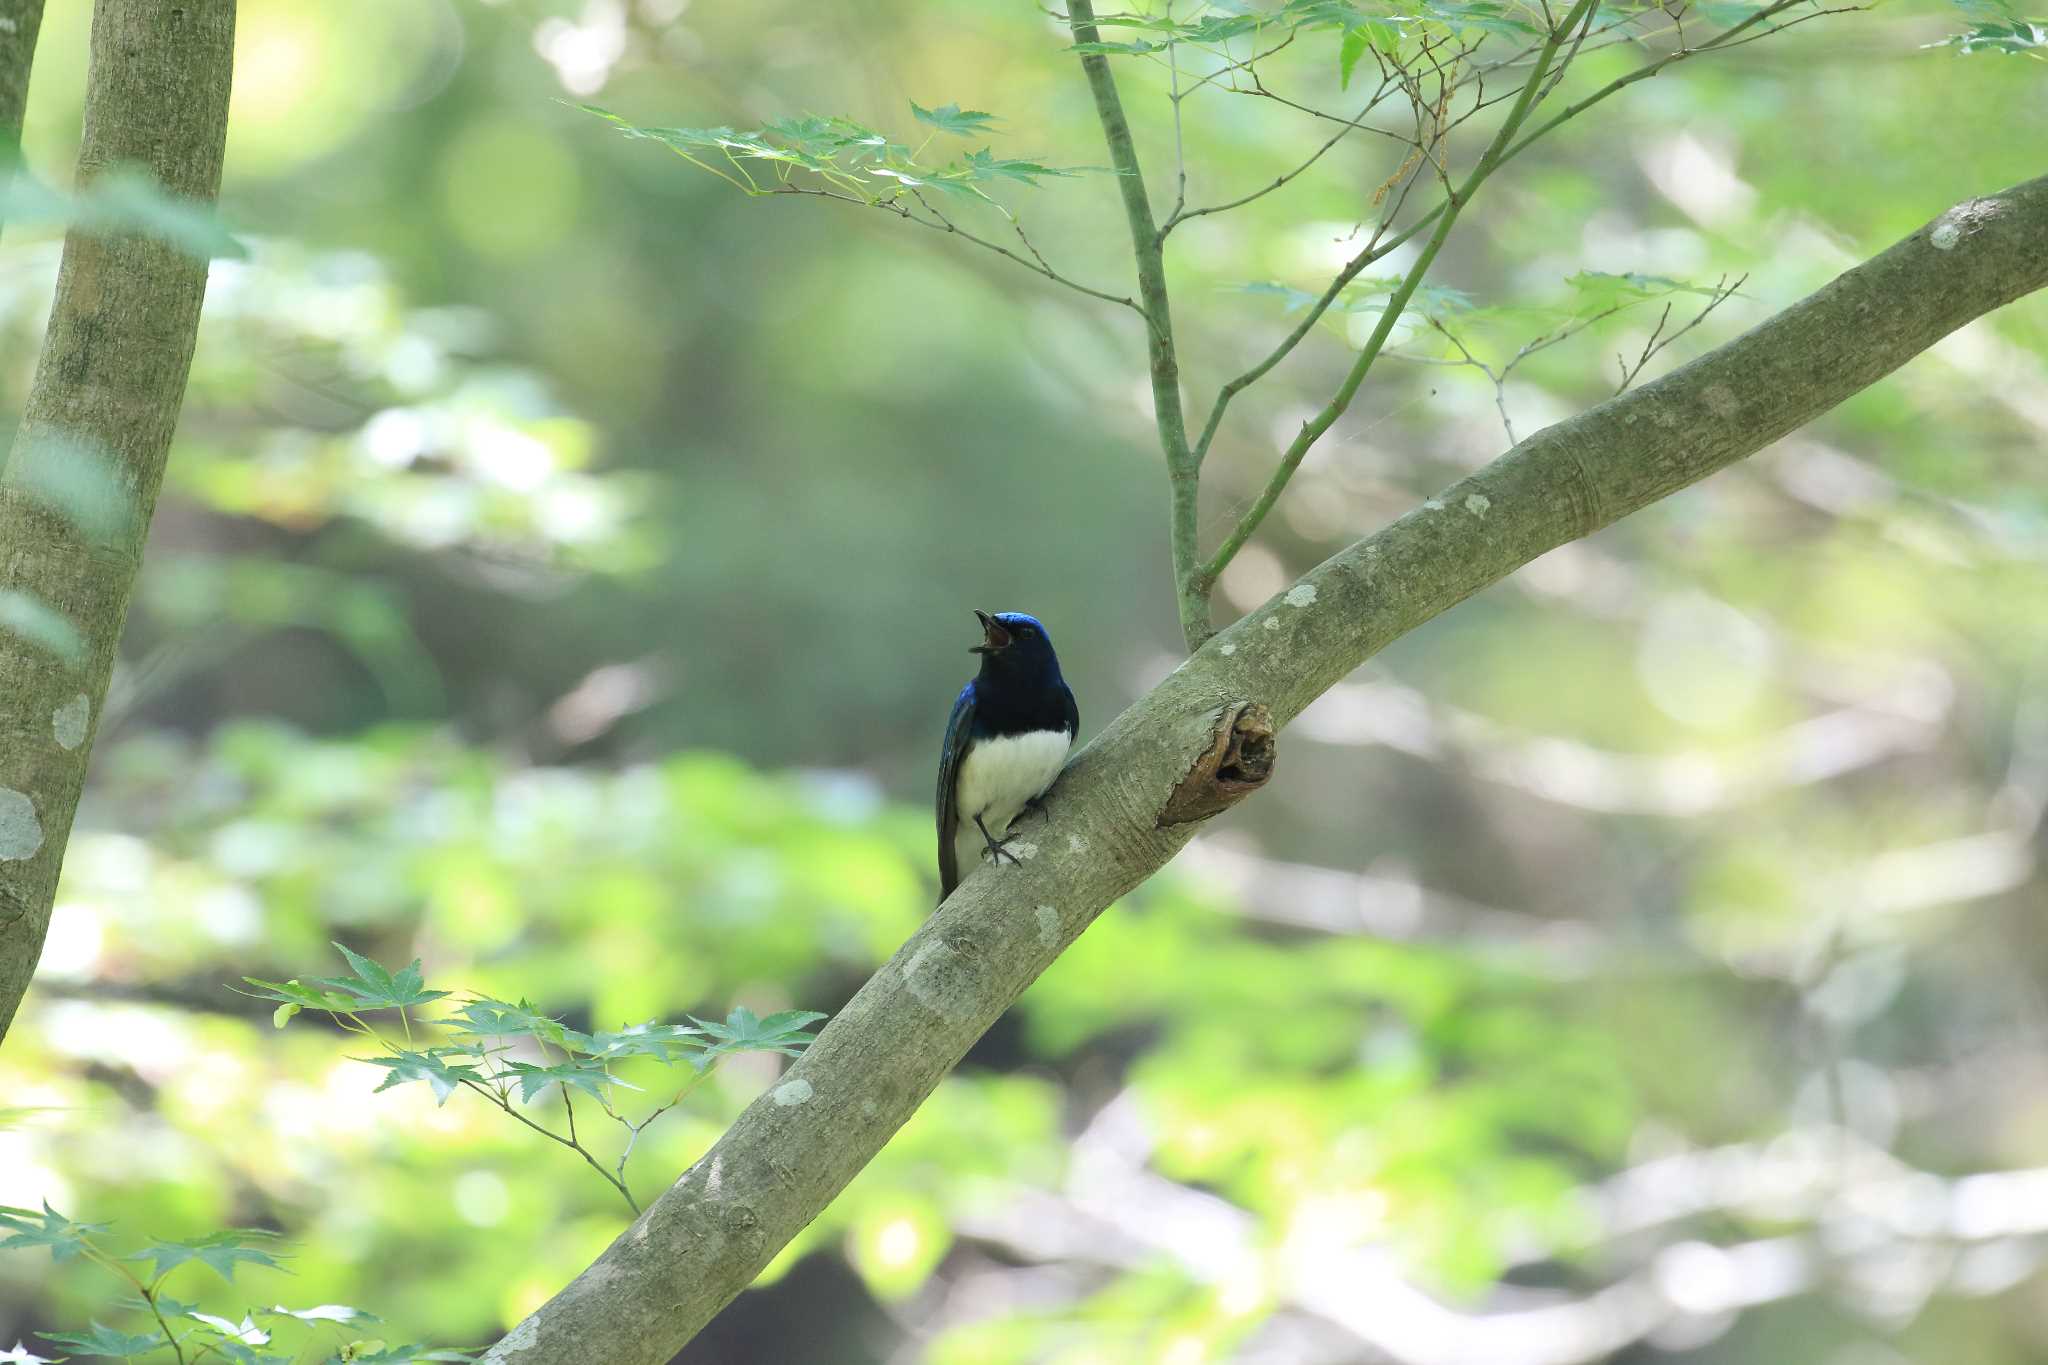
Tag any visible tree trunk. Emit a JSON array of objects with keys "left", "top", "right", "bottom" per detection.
[
  {"left": 0, "top": 0, "right": 236, "bottom": 1045},
  {"left": 479, "top": 172, "right": 2048, "bottom": 1365}
]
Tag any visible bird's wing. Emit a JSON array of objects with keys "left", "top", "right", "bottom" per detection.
[
  {"left": 1061, "top": 682, "right": 1079, "bottom": 743},
  {"left": 936, "top": 682, "right": 977, "bottom": 901}
]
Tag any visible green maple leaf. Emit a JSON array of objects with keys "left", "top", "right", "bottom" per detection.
[
  {"left": 354, "top": 1050, "right": 484, "bottom": 1106},
  {"left": 38, "top": 1323, "right": 167, "bottom": 1360},
  {"left": 130, "top": 1228, "right": 287, "bottom": 1282},
  {"left": 305, "top": 943, "right": 449, "bottom": 1010},
  {"left": 960, "top": 147, "right": 1080, "bottom": 187},
  {"left": 910, "top": 101, "right": 999, "bottom": 136},
  {"left": 502, "top": 1057, "right": 638, "bottom": 1105},
  {"left": 687, "top": 1006, "right": 828, "bottom": 1060},
  {"left": 578, "top": 1021, "right": 707, "bottom": 1064},
  {"left": 0, "top": 1202, "right": 108, "bottom": 1262},
  {"left": 446, "top": 998, "right": 572, "bottom": 1048}
]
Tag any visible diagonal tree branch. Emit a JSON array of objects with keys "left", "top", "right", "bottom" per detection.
[
  {"left": 0, "top": 0, "right": 236, "bottom": 1047},
  {"left": 479, "top": 172, "right": 2048, "bottom": 1365}
]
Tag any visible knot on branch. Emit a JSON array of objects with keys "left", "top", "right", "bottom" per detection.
[
  {"left": 0, "top": 882, "right": 27, "bottom": 929},
  {"left": 1159, "top": 702, "right": 1275, "bottom": 826},
  {"left": 1928, "top": 196, "right": 2005, "bottom": 251}
]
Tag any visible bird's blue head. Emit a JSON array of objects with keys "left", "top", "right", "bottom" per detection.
[{"left": 971, "top": 610, "right": 1064, "bottom": 683}]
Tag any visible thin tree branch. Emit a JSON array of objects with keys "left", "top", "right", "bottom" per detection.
[
  {"left": 1188, "top": 204, "right": 1447, "bottom": 473},
  {"left": 1186, "top": 0, "right": 1850, "bottom": 584},
  {"left": 1163, "top": 82, "right": 1400, "bottom": 235},
  {"left": 478, "top": 169, "right": 2048, "bottom": 1365},
  {"left": 461, "top": 1077, "right": 642, "bottom": 1214},
  {"left": 1227, "top": 79, "right": 1416, "bottom": 146},
  {"left": 895, "top": 191, "right": 1142, "bottom": 314},
  {"left": 1496, "top": 0, "right": 1852, "bottom": 170},
  {"left": 1200, "top": 0, "right": 1599, "bottom": 587},
  {"left": 1166, "top": 4, "right": 1186, "bottom": 225},
  {"left": 1068, "top": 0, "right": 1208, "bottom": 649},
  {"left": 1175, "top": 30, "right": 1298, "bottom": 98},
  {"left": 1423, "top": 315, "right": 1517, "bottom": 442},
  {"left": 1189, "top": 65, "right": 1507, "bottom": 481},
  {"left": 1416, "top": 276, "right": 1715, "bottom": 446},
  {"left": 1615, "top": 273, "right": 1745, "bottom": 391},
  {"left": 1536, "top": 0, "right": 1599, "bottom": 107},
  {"left": 761, "top": 180, "right": 1143, "bottom": 314}
]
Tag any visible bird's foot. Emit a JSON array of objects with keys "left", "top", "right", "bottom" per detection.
[
  {"left": 1017, "top": 793, "right": 1053, "bottom": 826},
  {"left": 975, "top": 814, "right": 1026, "bottom": 868}
]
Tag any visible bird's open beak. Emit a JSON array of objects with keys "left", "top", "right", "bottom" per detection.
[{"left": 971, "top": 609, "right": 1012, "bottom": 655}]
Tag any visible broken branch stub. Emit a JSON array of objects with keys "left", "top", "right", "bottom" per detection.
[{"left": 1159, "top": 702, "right": 1275, "bottom": 825}]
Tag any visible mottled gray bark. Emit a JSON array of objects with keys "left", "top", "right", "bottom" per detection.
[
  {"left": 0, "top": 0, "right": 47, "bottom": 240},
  {"left": 0, "top": 0, "right": 235, "bottom": 1045},
  {"left": 482, "top": 175, "right": 2048, "bottom": 1364}
]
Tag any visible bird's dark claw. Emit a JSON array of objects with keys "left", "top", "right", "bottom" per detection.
[
  {"left": 975, "top": 814, "right": 1025, "bottom": 868},
  {"left": 1018, "top": 794, "right": 1052, "bottom": 826}
]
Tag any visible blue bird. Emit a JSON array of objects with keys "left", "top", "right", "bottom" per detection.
[{"left": 937, "top": 610, "right": 1079, "bottom": 902}]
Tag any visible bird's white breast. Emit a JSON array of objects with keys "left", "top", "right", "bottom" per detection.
[{"left": 954, "top": 728, "right": 1072, "bottom": 840}]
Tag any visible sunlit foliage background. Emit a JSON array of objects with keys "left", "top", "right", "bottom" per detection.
[{"left": 3, "top": 0, "right": 2047, "bottom": 1360}]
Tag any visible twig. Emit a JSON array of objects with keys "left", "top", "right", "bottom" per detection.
[
  {"left": 1165, "top": 83, "right": 1400, "bottom": 235},
  {"left": 1537, "top": 0, "right": 1599, "bottom": 108},
  {"left": 764, "top": 181, "right": 1143, "bottom": 315},
  {"left": 1201, "top": 0, "right": 1602, "bottom": 587},
  {"left": 1175, "top": 31, "right": 1299, "bottom": 100},
  {"left": 614, "top": 1062, "right": 720, "bottom": 1189},
  {"left": 1616, "top": 273, "right": 1745, "bottom": 390},
  {"left": 1705, "top": 2, "right": 1866, "bottom": 49},
  {"left": 463, "top": 1077, "right": 642, "bottom": 1214},
  {"left": 1189, "top": 0, "right": 1853, "bottom": 589},
  {"left": 1443, "top": 295, "right": 1637, "bottom": 443},
  {"left": 1394, "top": 274, "right": 1741, "bottom": 444},
  {"left": 1230, "top": 79, "right": 1415, "bottom": 146},
  {"left": 1495, "top": 0, "right": 1842, "bottom": 171},
  {"left": 1428, "top": 317, "right": 1516, "bottom": 441},
  {"left": 897, "top": 201, "right": 1141, "bottom": 312},
  {"left": 1167, "top": 2, "right": 1187, "bottom": 225},
  {"left": 1188, "top": 201, "right": 1449, "bottom": 477},
  {"left": 1615, "top": 301, "right": 1675, "bottom": 391}
]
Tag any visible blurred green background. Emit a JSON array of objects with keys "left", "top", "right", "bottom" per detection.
[{"left": 3, "top": 0, "right": 2047, "bottom": 1361}]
